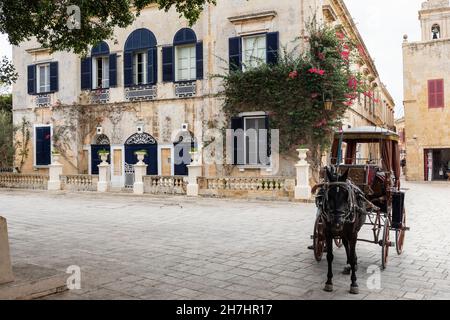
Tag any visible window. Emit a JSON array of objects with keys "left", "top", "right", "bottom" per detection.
[
  {"left": 242, "top": 35, "right": 266, "bottom": 70},
  {"left": 133, "top": 51, "right": 148, "bottom": 85},
  {"left": 428, "top": 79, "right": 444, "bottom": 108},
  {"left": 35, "top": 126, "right": 52, "bottom": 166},
  {"left": 432, "top": 24, "right": 440, "bottom": 40},
  {"left": 81, "top": 41, "right": 116, "bottom": 90},
  {"left": 37, "top": 64, "right": 50, "bottom": 93},
  {"left": 92, "top": 56, "right": 110, "bottom": 89},
  {"left": 123, "top": 29, "right": 157, "bottom": 87},
  {"left": 175, "top": 44, "right": 196, "bottom": 81}
]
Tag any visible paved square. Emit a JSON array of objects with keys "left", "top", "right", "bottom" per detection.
[{"left": 1, "top": 181, "right": 449, "bottom": 300}]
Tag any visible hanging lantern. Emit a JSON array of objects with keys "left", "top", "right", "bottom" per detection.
[{"left": 323, "top": 92, "right": 333, "bottom": 110}]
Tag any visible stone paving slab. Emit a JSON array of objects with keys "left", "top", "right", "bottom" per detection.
[{"left": 0, "top": 181, "right": 449, "bottom": 300}]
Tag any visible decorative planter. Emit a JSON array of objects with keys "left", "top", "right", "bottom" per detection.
[
  {"left": 135, "top": 152, "right": 146, "bottom": 165},
  {"left": 99, "top": 153, "right": 109, "bottom": 164},
  {"left": 296, "top": 148, "right": 309, "bottom": 165},
  {"left": 52, "top": 153, "right": 61, "bottom": 164},
  {"left": 189, "top": 151, "right": 200, "bottom": 165}
]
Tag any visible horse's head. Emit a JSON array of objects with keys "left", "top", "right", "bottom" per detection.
[{"left": 323, "top": 167, "right": 351, "bottom": 233}]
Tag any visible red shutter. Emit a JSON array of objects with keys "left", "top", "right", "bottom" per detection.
[
  {"left": 436, "top": 79, "right": 444, "bottom": 108},
  {"left": 428, "top": 80, "right": 436, "bottom": 108},
  {"left": 429, "top": 79, "right": 444, "bottom": 108}
]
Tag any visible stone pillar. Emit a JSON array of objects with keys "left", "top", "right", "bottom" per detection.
[
  {"left": 47, "top": 154, "right": 63, "bottom": 191},
  {"left": 97, "top": 155, "right": 111, "bottom": 193},
  {"left": 0, "top": 216, "right": 14, "bottom": 284},
  {"left": 187, "top": 151, "right": 202, "bottom": 197},
  {"left": 133, "top": 163, "right": 147, "bottom": 195},
  {"left": 295, "top": 148, "right": 311, "bottom": 200}
]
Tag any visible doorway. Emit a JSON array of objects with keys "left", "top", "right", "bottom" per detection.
[
  {"left": 424, "top": 148, "right": 450, "bottom": 181},
  {"left": 110, "top": 145, "right": 124, "bottom": 188},
  {"left": 160, "top": 147, "right": 173, "bottom": 176}
]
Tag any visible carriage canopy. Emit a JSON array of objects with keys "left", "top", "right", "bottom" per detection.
[{"left": 330, "top": 127, "right": 401, "bottom": 187}]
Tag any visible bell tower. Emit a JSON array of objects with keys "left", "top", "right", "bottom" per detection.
[{"left": 419, "top": 0, "right": 450, "bottom": 41}]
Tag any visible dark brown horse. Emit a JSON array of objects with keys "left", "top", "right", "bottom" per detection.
[{"left": 320, "top": 166, "right": 367, "bottom": 294}]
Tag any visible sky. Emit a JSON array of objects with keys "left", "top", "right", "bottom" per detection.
[{"left": 0, "top": 0, "right": 426, "bottom": 117}]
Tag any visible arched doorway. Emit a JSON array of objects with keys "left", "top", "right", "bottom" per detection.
[
  {"left": 173, "top": 131, "right": 196, "bottom": 176},
  {"left": 91, "top": 134, "right": 111, "bottom": 175},
  {"left": 124, "top": 132, "right": 158, "bottom": 175}
]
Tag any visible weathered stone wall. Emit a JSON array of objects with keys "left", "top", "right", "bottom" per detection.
[{"left": 403, "top": 38, "right": 450, "bottom": 181}]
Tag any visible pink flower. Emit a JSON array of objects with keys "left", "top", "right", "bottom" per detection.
[
  {"left": 311, "top": 93, "right": 319, "bottom": 99},
  {"left": 288, "top": 70, "right": 298, "bottom": 79},
  {"left": 348, "top": 77, "right": 358, "bottom": 90},
  {"left": 317, "top": 52, "right": 325, "bottom": 60},
  {"left": 344, "top": 100, "right": 354, "bottom": 107},
  {"left": 308, "top": 68, "right": 325, "bottom": 75},
  {"left": 336, "top": 32, "right": 345, "bottom": 40},
  {"left": 340, "top": 51, "right": 350, "bottom": 60}
]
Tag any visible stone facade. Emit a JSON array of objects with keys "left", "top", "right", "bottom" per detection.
[
  {"left": 403, "top": 0, "right": 450, "bottom": 181},
  {"left": 12, "top": 0, "right": 394, "bottom": 188}
]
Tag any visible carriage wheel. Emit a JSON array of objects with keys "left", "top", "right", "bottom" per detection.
[
  {"left": 396, "top": 208, "right": 406, "bottom": 255},
  {"left": 334, "top": 238, "right": 343, "bottom": 248},
  {"left": 313, "top": 216, "right": 325, "bottom": 262},
  {"left": 381, "top": 219, "right": 390, "bottom": 270}
]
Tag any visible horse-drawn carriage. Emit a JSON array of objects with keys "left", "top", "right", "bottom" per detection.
[{"left": 311, "top": 126, "right": 409, "bottom": 293}]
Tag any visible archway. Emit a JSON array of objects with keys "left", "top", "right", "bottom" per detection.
[
  {"left": 173, "top": 131, "right": 197, "bottom": 176},
  {"left": 124, "top": 132, "right": 158, "bottom": 175},
  {"left": 91, "top": 134, "right": 110, "bottom": 175}
]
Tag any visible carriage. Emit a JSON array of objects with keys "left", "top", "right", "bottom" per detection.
[{"left": 312, "top": 126, "right": 409, "bottom": 269}]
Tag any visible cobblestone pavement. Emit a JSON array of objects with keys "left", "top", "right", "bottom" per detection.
[{"left": 1, "top": 180, "right": 449, "bottom": 300}]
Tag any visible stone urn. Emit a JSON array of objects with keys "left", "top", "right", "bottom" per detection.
[
  {"left": 52, "top": 152, "right": 61, "bottom": 164},
  {"left": 189, "top": 150, "right": 200, "bottom": 165},
  {"left": 296, "top": 148, "right": 309, "bottom": 165},
  {"left": 134, "top": 151, "right": 147, "bottom": 165},
  {"left": 99, "top": 152, "right": 109, "bottom": 164}
]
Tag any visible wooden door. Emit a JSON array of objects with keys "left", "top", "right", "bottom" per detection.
[{"left": 161, "top": 148, "right": 172, "bottom": 176}]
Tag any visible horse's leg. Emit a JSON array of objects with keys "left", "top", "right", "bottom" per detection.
[
  {"left": 342, "top": 238, "right": 351, "bottom": 275},
  {"left": 324, "top": 230, "right": 334, "bottom": 292},
  {"left": 349, "top": 236, "right": 359, "bottom": 294}
]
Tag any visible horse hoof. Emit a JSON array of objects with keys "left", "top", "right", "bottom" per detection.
[
  {"left": 324, "top": 284, "right": 334, "bottom": 292},
  {"left": 350, "top": 286, "right": 359, "bottom": 295},
  {"left": 342, "top": 266, "right": 351, "bottom": 275}
]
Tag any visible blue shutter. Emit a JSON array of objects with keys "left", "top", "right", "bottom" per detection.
[
  {"left": 35, "top": 127, "right": 51, "bottom": 166},
  {"left": 147, "top": 47, "right": 157, "bottom": 85},
  {"left": 162, "top": 46, "right": 174, "bottom": 82},
  {"left": 109, "top": 53, "right": 117, "bottom": 87},
  {"left": 266, "top": 32, "right": 279, "bottom": 65},
  {"left": 124, "top": 51, "right": 133, "bottom": 87},
  {"left": 196, "top": 42, "right": 203, "bottom": 80},
  {"left": 80, "top": 57, "right": 92, "bottom": 90},
  {"left": 265, "top": 115, "right": 271, "bottom": 159},
  {"left": 49, "top": 62, "right": 59, "bottom": 92},
  {"left": 231, "top": 117, "right": 244, "bottom": 165},
  {"left": 27, "top": 65, "right": 36, "bottom": 95},
  {"left": 229, "top": 37, "right": 242, "bottom": 72}
]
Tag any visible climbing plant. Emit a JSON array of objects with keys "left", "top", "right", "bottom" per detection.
[{"left": 218, "top": 21, "right": 371, "bottom": 171}]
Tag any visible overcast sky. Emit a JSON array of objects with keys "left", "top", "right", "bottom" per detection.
[{"left": 0, "top": 0, "right": 426, "bottom": 117}]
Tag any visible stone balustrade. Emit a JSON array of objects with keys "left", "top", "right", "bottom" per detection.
[
  {"left": 61, "top": 175, "right": 99, "bottom": 192},
  {"left": 197, "top": 176, "right": 295, "bottom": 199},
  {"left": 143, "top": 176, "right": 187, "bottom": 195},
  {"left": 0, "top": 173, "right": 49, "bottom": 190}
]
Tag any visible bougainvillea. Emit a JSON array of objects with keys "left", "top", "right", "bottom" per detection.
[{"left": 218, "top": 21, "right": 372, "bottom": 170}]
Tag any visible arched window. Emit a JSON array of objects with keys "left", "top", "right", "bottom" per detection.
[
  {"left": 432, "top": 24, "right": 441, "bottom": 39},
  {"left": 162, "top": 28, "right": 203, "bottom": 82},
  {"left": 124, "top": 28, "right": 157, "bottom": 87},
  {"left": 80, "top": 41, "right": 117, "bottom": 90}
]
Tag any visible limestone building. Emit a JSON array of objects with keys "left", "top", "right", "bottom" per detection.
[
  {"left": 12, "top": 0, "right": 394, "bottom": 189},
  {"left": 403, "top": 0, "right": 450, "bottom": 181}
]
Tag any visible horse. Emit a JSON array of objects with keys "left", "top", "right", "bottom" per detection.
[{"left": 319, "top": 166, "right": 367, "bottom": 294}]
